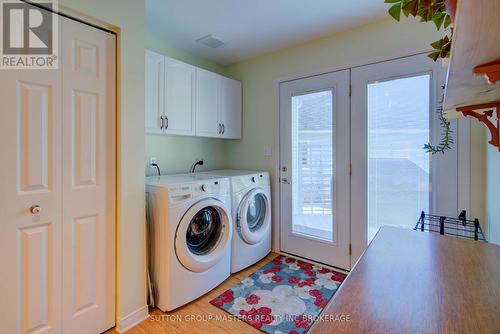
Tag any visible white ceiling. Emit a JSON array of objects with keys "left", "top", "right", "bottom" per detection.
[{"left": 146, "top": 0, "right": 390, "bottom": 65}]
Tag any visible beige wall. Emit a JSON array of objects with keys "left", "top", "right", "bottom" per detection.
[
  {"left": 59, "top": 0, "right": 146, "bottom": 323},
  {"left": 144, "top": 35, "right": 228, "bottom": 176}
]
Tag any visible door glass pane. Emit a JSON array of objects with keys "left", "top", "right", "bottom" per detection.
[
  {"left": 367, "top": 75, "right": 430, "bottom": 242},
  {"left": 291, "top": 90, "right": 334, "bottom": 242}
]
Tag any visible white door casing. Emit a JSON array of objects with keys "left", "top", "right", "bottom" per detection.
[
  {"left": 145, "top": 50, "right": 165, "bottom": 134},
  {"left": 279, "top": 70, "right": 351, "bottom": 270},
  {"left": 61, "top": 16, "right": 116, "bottom": 334}
]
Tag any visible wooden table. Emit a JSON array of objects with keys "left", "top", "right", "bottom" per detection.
[{"left": 311, "top": 226, "right": 500, "bottom": 334}]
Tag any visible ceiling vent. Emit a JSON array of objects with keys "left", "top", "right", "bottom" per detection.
[{"left": 196, "top": 35, "right": 224, "bottom": 48}]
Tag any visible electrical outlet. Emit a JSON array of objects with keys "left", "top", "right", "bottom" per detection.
[{"left": 149, "top": 157, "right": 158, "bottom": 165}]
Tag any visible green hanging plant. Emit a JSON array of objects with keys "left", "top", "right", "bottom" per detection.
[
  {"left": 385, "top": 0, "right": 453, "bottom": 61},
  {"left": 423, "top": 86, "right": 454, "bottom": 154}
]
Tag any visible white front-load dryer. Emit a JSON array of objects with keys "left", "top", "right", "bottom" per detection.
[
  {"left": 200, "top": 170, "right": 272, "bottom": 273},
  {"left": 146, "top": 174, "right": 232, "bottom": 311}
]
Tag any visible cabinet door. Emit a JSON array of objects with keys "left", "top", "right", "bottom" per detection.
[
  {"left": 164, "top": 57, "right": 195, "bottom": 136},
  {"left": 220, "top": 77, "right": 242, "bottom": 139},
  {"left": 195, "top": 68, "right": 221, "bottom": 137},
  {"left": 145, "top": 50, "right": 165, "bottom": 134}
]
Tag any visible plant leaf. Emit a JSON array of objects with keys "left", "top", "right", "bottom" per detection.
[
  {"left": 384, "top": 0, "right": 400, "bottom": 3},
  {"left": 444, "top": 14, "right": 452, "bottom": 28},
  {"left": 402, "top": 0, "right": 419, "bottom": 17},
  {"left": 388, "top": 3, "right": 402, "bottom": 21},
  {"left": 432, "top": 11, "right": 446, "bottom": 30},
  {"left": 428, "top": 51, "right": 441, "bottom": 61}
]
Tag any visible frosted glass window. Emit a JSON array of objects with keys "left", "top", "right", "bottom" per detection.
[
  {"left": 367, "top": 75, "right": 430, "bottom": 241},
  {"left": 291, "top": 90, "right": 334, "bottom": 242}
]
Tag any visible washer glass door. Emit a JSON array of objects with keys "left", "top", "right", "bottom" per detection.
[
  {"left": 186, "top": 207, "right": 223, "bottom": 255},
  {"left": 238, "top": 188, "right": 271, "bottom": 245},
  {"left": 176, "top": 199, "right": 232, "bottom": 272}
]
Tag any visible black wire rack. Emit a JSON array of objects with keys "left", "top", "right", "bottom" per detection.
[{"left": 414, "top": 210, "right": 487, "bottom": 242}]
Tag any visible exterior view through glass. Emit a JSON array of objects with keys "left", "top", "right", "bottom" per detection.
[
  {"left": 367, "top": 74, "right": 431, "bottom": 242},
  {"left": 291, "top": 90, "right": 334, "bottom": 242}
]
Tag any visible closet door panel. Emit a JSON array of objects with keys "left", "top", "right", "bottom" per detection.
[
  {"left": 0, "top": 44, "right": 62, "bottom": 334},
  {"left": 61, "top": 16, "right": 116, "bottom": 334}
]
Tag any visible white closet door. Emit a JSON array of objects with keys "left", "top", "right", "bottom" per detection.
[
  {"left": 195, "top": 68, "right": 220, "bottom": 137},
  {"left": 164, "top": 57, "right": 195, "bottom": 136},
  {"left": 0, "top": 57, "right": 63, "bottom": 334},
  {"left": 60, "top": 17, "right": 116, "bottom": 334},
  {"left": 145, "top": 50, "right": 165, "bottom": 134}
]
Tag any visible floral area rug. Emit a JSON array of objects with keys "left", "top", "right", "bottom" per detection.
[{"left": 210, "top": 254, "right": 347, "bottom": 333}]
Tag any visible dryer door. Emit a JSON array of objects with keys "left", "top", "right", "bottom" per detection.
[
  {"left": 175, "top": 198, "right": 232, "bottom": 272},
  {"left": 238, "top": 188, "right": 271, "bottom": 245}
]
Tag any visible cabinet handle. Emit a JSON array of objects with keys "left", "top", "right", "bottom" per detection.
[
  {"left": 165, "top": 116, "right": 169, "bottom": 130},
  {"left": 218, "top": 123, "right": 221, "bottom": 134},
  {"left": 222, "top": 124, "right": 225, "bottom": 134},
  {"left": 160, "top": 116, "right": 164, "bottom": 130}
]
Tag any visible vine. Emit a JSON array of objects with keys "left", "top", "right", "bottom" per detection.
[{"left": 423, "top": 86, "right": 454, "bottom": 154}]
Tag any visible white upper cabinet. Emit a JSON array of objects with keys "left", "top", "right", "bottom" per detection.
[
  {"left": 145, "top": 49, "right": 242, "bottom": 139},
  {"left": 145, "top": 50, "right": 164, "bottom": 134},
  {"left": 164, "top": 57, "right": 196, "bottom": 136},
  {"left": 219, "top": 76, "right": 242, "bottom": 139},
  {"left": 195, "top": 68, "right": 221, "bottom": 137}
]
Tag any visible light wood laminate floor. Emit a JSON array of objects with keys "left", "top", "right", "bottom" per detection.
[{"left": 107, "top": 253, "right": 277, "bottom": 334}]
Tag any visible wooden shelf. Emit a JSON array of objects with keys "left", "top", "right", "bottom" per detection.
[{"left": 443, "top": 0, "right": 500, "bottom": 119}]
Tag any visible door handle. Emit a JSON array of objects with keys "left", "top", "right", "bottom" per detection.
[{"left": 30, "top": 205, "right": 42, "bottom": 215}]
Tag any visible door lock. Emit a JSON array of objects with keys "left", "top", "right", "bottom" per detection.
[
  {"left": 281, "top": 166, "right": 287, "bottom": 172},
  {"left": 30, "top": 205, "right": 42, "bottom": 215},
  {"left": 281, "top": 177, "right": 291, "bottom": 184}
]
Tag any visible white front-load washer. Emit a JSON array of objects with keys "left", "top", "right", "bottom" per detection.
[
  {"left": 146, "top": 174, "right": 232, "bottom": 311},
  {"left": 200, "top": 170, "right": 272, "bottom": 273}
]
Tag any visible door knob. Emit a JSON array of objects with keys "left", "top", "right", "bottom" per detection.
[{"left": 30, "top": 205, "right": 42, "bottom": 215}]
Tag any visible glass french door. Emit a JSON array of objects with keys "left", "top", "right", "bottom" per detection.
[
  {"left": 279, "top": 70, "right": 351, "bottom": 270},
  {"left": 279, "top": 54, "right": 459, "bottom": 270},
  {"left": 351, "top": 54, "right": 458, "bottom": 264}
]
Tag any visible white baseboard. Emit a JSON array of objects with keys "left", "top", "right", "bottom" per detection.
[{"left": 116, "top": 305, "right": 149, "bottom": 333}]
